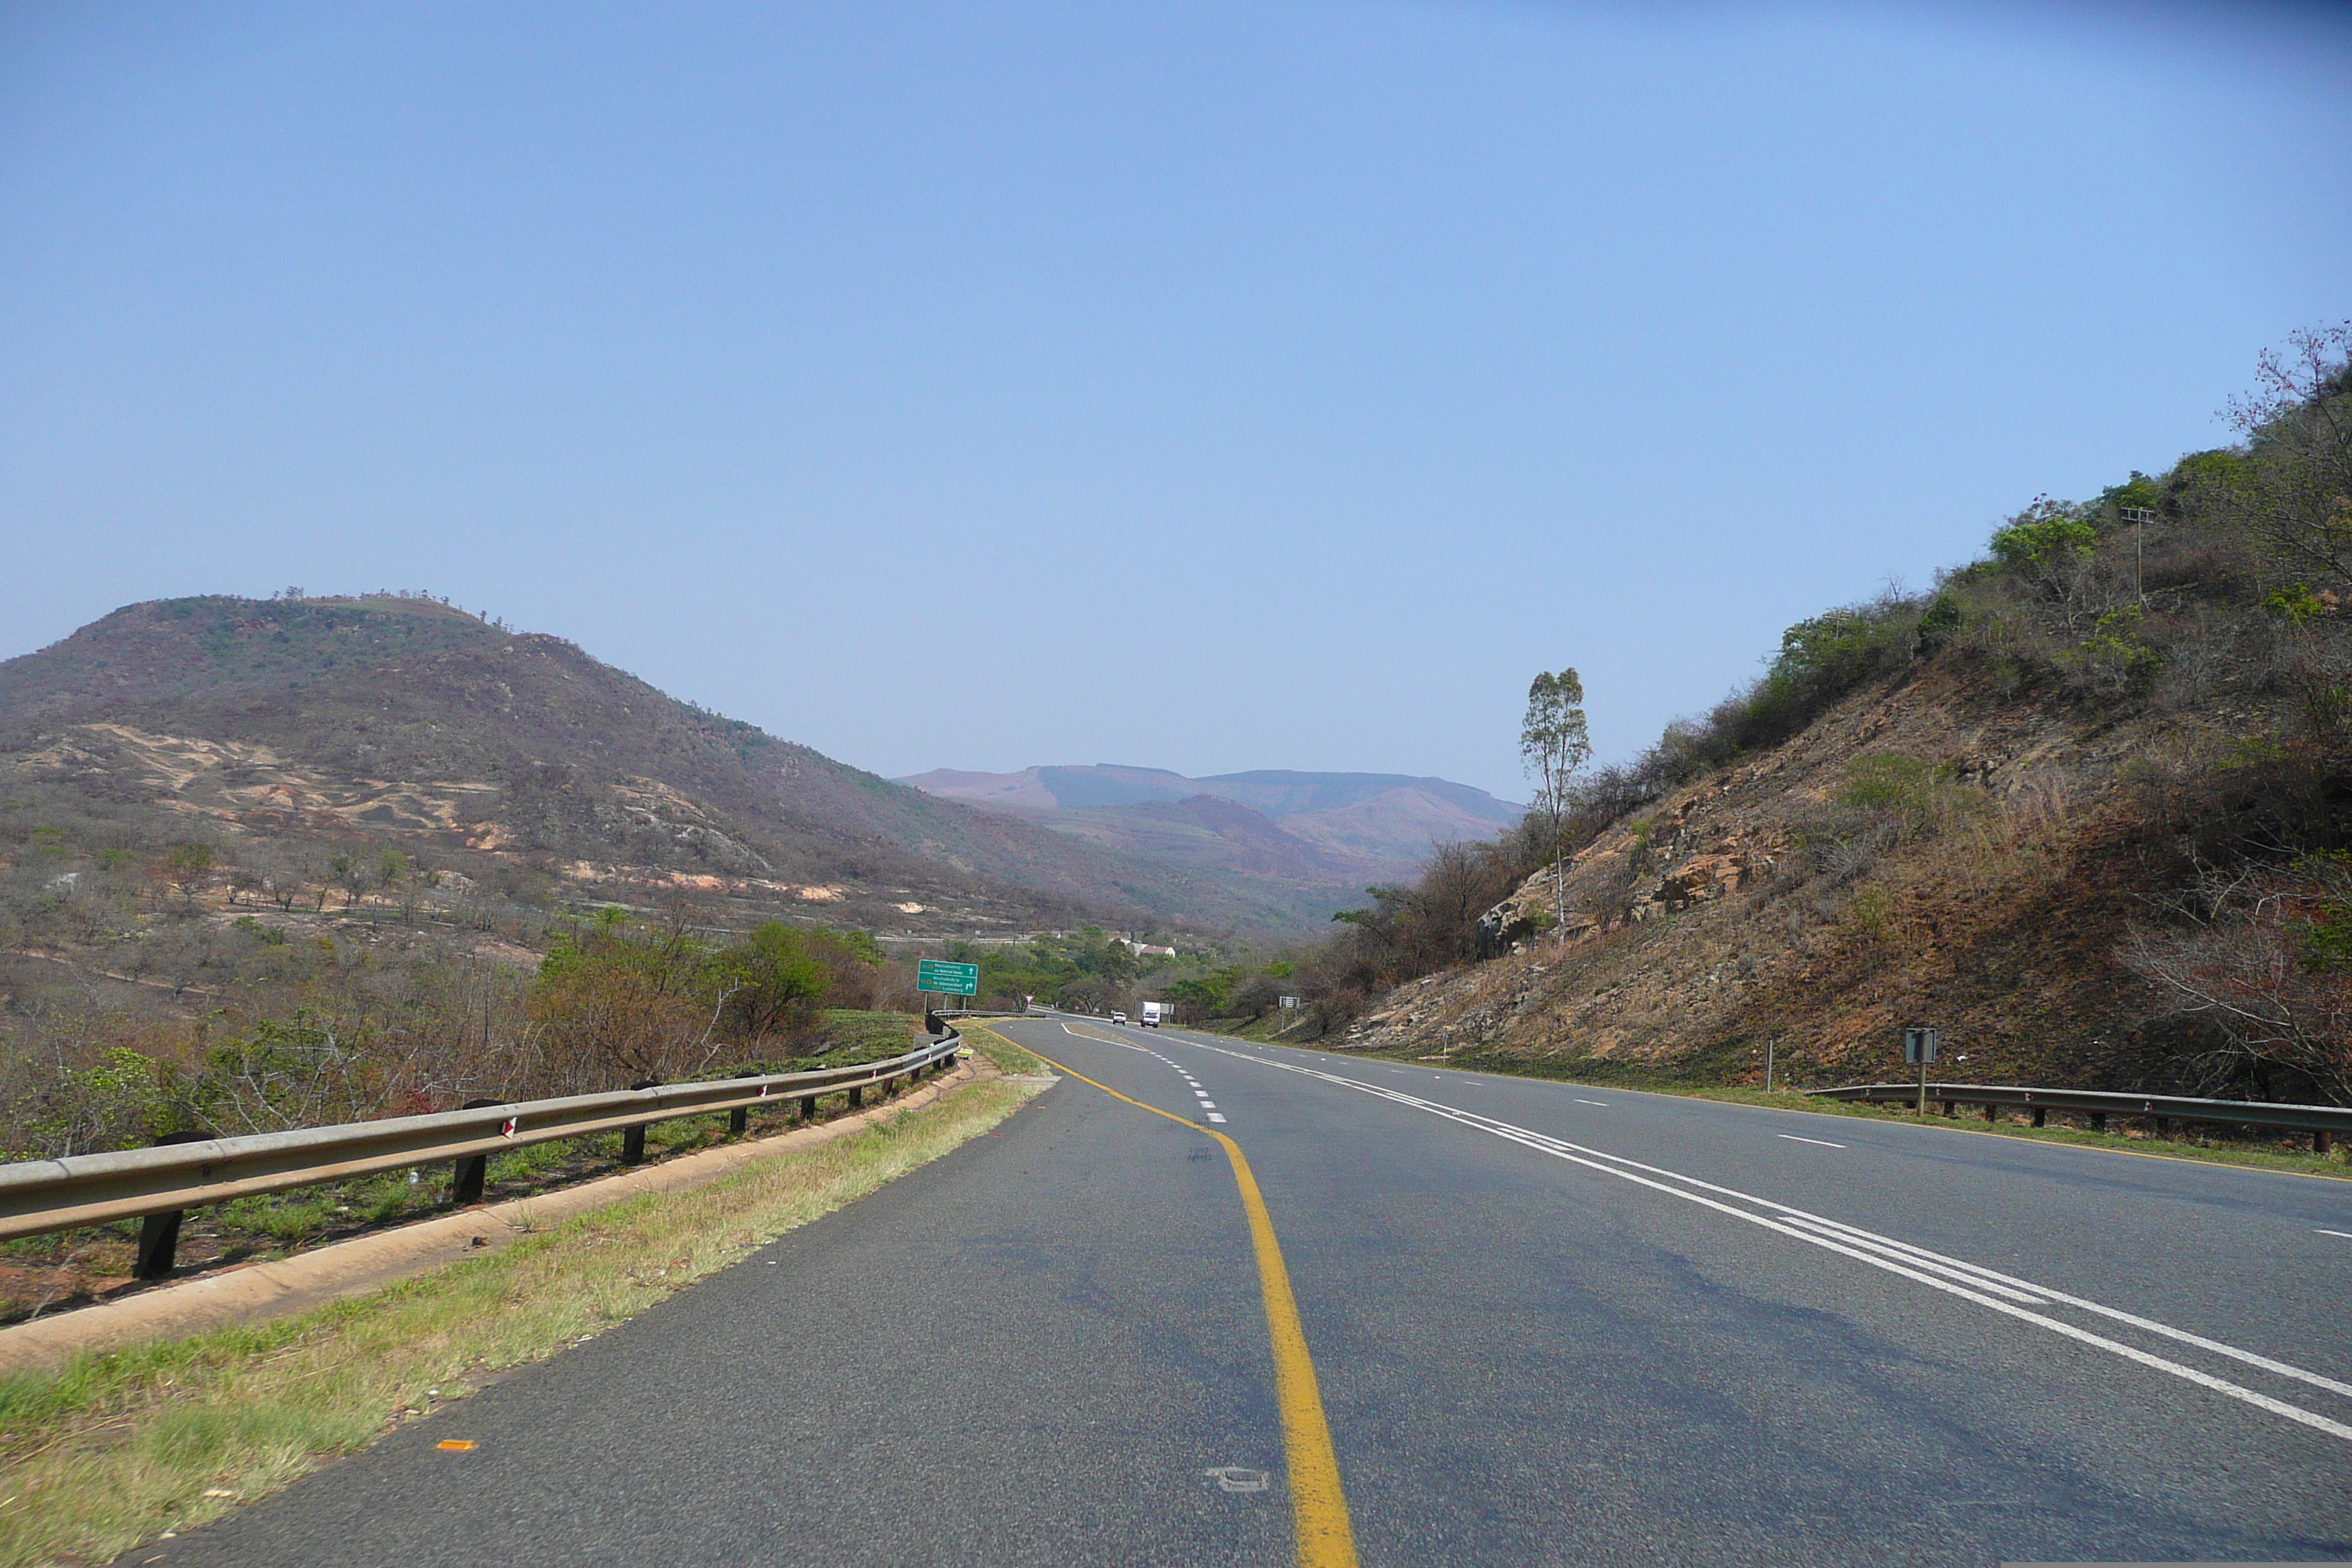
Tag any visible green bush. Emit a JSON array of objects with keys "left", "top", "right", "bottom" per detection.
[
  {"left": 1989, "top": 508, "right": 2097, "bottom": 570},
  {"left": 18, "top": 1047, "right": 175, "bottom": 1158}
]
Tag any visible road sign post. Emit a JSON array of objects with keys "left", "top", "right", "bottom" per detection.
[
  {"left": 916, "top": 960, "right": 979, "bottom": 1014},
  {"left": 1903, "top": 1026, "right": 1938, "bottom": 1116}
]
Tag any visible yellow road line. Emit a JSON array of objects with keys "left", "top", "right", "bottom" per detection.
[{"left": 1028, "top": 1045, "right": 1359, "bottom": 1568}]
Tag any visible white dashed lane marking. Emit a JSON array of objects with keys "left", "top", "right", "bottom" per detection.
[
  {"left": 1060, "top": 1022, "right": 1229, "bottom": 1126},
  {"left": 1778, "top": 1134, "right": 1848, "bottom": 1149}
]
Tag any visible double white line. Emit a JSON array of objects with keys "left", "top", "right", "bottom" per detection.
[{"left": 1183, "top": 1039, "right": 2352, "bottom": 1443}]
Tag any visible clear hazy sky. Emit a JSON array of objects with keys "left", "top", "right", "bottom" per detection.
[{"left": 4, "top": 3, "right": 2348, "bottom": 801}]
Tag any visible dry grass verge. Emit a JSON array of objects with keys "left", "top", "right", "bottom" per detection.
[
  {"left": 1656, "top": 1085, "right": 2352, "bottom": 1179},
  {"left": 953, "top": 1021, "right": 1045, "bottom": 1076},
  {"left": 1371, "top": 1047, "right": 2352, "bottom": 1181},
  {"left": 0, "top": 1066, "right": 1041, "bottom": 1567},
  {"left": 1196, "top": 1028, "right": 2352, "bottom": 1183}
]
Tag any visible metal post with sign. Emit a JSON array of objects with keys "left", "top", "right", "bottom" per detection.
[
  {"left": 917, "top": 960, "right": 979, "bottom": 1019},
  {"left": 1903, "top": 1025, "right": 1938, "bottom": 1116}
]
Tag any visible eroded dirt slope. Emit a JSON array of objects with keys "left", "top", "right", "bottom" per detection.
[{"left": 1341, "top": 663, "right": 2221, "bottom": 1090}]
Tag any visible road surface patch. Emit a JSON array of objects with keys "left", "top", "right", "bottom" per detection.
[
  {"left": 1169, "top": 1035, "right": 2352, "bottom": 1444},
  {"left": 1025, "top": 1045, "right": 1358, "bottom": 1568}
]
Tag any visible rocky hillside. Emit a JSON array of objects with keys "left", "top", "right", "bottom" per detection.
[
  {"left": 0, "top": 595, "right": 1321, "bottom": 935},
  {"left": 1338, "top": 662, "right": 2179, "bottom": 1089},
  {"left": 1313, "top": 328, "right": 2352, "bottom": 1104}
]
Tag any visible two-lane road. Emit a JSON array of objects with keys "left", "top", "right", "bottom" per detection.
[{"left": 146, "top": 1014, "right": 2352, "bottom": 1566}]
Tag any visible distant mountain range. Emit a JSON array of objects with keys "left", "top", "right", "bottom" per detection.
[
  {"left": 900, "top": 764, "right": 1523, "bottom": 918},
  {"left": 0, "top": 597, "right": 1376, "bottom": 936}
]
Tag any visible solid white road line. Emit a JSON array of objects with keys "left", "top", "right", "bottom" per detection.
[
  {"left": 2318, "top": 1229, "right": 2352, "bottom": 1239},
  {"left": 1777, "top": 1134, "right": 1848, "bottom": 1149},
  {"left": 1156, "top": 1034, "right": 2352, "bottom": 1442}
]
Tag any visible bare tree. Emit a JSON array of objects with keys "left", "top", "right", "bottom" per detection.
[
  {"left": 162, "top": 843, "right": 214, "bottom": 908},
  {"left": 2121, "top": 856, "right": 2352, "bottom": 1102}
]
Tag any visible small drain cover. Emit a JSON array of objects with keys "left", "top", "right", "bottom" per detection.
[{"left": 1206, "top": 1466, "right": 1270, "bottom": 1493}]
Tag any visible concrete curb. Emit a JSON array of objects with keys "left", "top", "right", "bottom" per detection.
[{"left": 0, "top": 1058, "right": 986, "bottom": 1375}]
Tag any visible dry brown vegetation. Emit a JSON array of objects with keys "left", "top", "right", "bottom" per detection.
[
  {"left": 0, "top": 591, "right": 1105, "bottom": 1166},
  {"left": 1279, "top": 325, "right": 2352, "bottom": 1107}
]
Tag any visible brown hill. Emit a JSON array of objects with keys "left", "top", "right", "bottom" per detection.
[
  {"left": 1298, "top": 331, "right": 2352, "bottom": 1104},
  {"left": 0, "top": 595, "right": 1321, "bottom": 935},
  {"left": 1336, "top": 663, "right": 2190, "bottom": 1090}
]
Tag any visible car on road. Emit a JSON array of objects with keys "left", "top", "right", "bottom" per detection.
[{"left": 1109, "top": 1011, "right": 1127, "bottom": 1025}]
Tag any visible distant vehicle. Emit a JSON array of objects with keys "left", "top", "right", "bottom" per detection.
[
  {"left": 1141, "top": 1002, "right": 1168, "bottom": 1028},
  {"left": 1109, "top": 1011, "right": 1128, "bottom": 1025}
]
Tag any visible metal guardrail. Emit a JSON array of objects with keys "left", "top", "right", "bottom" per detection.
[
  {"left": 0, "top": 1028, "right": 965, "bottom": 1275},
  {"left": 1812, "top": 1081, "right": 2351, "bottom": 1153}
]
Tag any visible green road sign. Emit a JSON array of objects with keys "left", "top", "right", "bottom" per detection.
[{"left": 918, "top": 959, "right": 979, "bottom": 996}]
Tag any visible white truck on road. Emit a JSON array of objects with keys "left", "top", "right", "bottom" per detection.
[{"left": 1141, "top": 1001, "right": 1169, "bottom": 1028}]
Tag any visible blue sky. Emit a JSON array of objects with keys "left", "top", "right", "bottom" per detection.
[{"left": 4, "top": 2, "right": 2347, "bottom": 801}]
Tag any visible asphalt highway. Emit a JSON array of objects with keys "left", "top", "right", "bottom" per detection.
[{"left": 137, "top": 1014, "right": 2352, "bottom": 1567}]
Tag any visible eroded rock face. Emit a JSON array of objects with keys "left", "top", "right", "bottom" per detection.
[
  {"left": 1478, "top": 819, "right": 1779, "bottom": 951},
  {"left": 1658, "top": 842, "right": 1767, "bottom": 911}
]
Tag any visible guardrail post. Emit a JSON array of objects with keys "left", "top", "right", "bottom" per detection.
[
  {"left": 2317, "top": 1130, "right": 2333, "bottom": 1155},
  {"left": 451, "top": 1098, "right": 501, "bottom": 1205},
  {"left": 2152, "top": 1115, "right": 2169, "bottom": 1137},
  {"left": 799, "top": 1093, "right": 817, "bottom": 1123},
  {"left": 2031, "top": 1107, "right": 2046, "bottom": 1128},
  {"left": 2087, "top": 1112, "right": 2107, "bottom": 1134},
  {"left": 1983, "top": 1103, "right": 1997, "bottom": 1123},
  {"left": 623, "top": 1080, "right": 660, "bottom": 1165},
  {"left": 848, "top": 1083, "right": 863, "bottom": 1109},
  {"left": 1943, "top": 1100, "right": 1958, "bottom": 1118},
  {"left": 133, "top": 1130, "right": 208, "bottom": 1280}
]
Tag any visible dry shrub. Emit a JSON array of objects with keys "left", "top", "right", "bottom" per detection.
[
  {"left": 2122, "top": 855, "right": 2352, "bottom": 1101},
  {"left": 516, "top": 959, "right": 720, "bottom": 1096}
]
